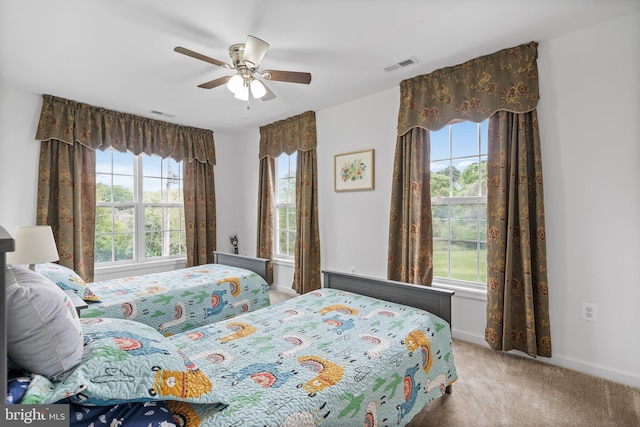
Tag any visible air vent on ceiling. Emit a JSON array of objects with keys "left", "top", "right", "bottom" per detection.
[
  {"left": 148, "top": 109, "right": 176, "bottom": 118},
  {"left": 384, "top": 56, "right": 419, "bottom": 72}
]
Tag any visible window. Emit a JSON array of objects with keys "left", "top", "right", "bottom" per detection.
[
  {"left": 95, "top": 148, "right": 186, "bottom": 264},
  {"left": 430, "top": 120, "right": 488, "bottom": 289},
  {"left": 274, "top": 152, "right": 297, "bottom": 259}
]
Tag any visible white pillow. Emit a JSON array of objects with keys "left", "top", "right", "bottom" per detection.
[{"left": 6, "top": 265, "right": 84, "bottom": 381}]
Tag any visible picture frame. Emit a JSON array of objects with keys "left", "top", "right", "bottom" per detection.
[{"left": 334, "top": 149, "right": 375, "bottom": 192}]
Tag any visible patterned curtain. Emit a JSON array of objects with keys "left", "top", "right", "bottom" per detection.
[
  {"left": 36, "top": 141, "right": 96, "bottom": 281},
  {"left": 293, "top": 149, "right": 321, "bottom": 294},
  {"left": 258, "top": 111, "right": 320, "bottom": 293},
  {"left": 387, "top": 127, "right": 433, "bottom": 285},
  {"left": 392, "top": 42, "right": 551, "bottom": 357},
  {"left": 485, "top": 110, "right": 551, "bottom": 357},
  {"left": 184, "top": 160, "right": 217, "bottom": 267},
  {"left": 256, "top": 157, "right": 275, "bottom": 284},
  {"left": 35, "top": 95, "right": 216, "bottom": 280}
]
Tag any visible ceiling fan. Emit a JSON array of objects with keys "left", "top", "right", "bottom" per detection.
[{"left": 174, "top": 35, "right": 312, "bottom": 101}]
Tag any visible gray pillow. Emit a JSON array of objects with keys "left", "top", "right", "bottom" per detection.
[{"left": 6, "top": 265, "right": 84, "bottom": 381}]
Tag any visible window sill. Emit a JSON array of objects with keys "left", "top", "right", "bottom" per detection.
[
  {"left": 272, "top": 257, "right": 294, "bottom": 267},
  {"left": 93, "top": 258, "right": 186, "bottom": 281},
  {"left": 432, "top": 280, "right": 487, "bottom": 301}
]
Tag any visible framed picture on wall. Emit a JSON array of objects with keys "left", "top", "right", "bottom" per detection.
[{"left": 334, "top": 149, "right": 375, "bottom": 192}]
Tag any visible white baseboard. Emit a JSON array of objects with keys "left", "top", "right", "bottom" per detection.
[
  {"left": 452, "top": 328, "right": 640, "bottom": 389},
  {"left": 271, "top": 284, "right": 299, "bottom": 296}
]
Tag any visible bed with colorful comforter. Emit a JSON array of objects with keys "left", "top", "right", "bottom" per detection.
[
  {"left": 14, "top": 277, "right": 457, "bottom": 427},
  {"left": 34, "top": 253, "right": 271, "bottom": 335}
]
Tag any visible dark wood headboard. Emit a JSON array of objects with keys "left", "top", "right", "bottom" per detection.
[
  {"left": 213, "top": 251, "right": 270, "bottom": 283},
  {"left": 322, "top": 270, "right": 454, "bottom": 325},
  {"left": 1, "top": 225, "right": 15, "bottom": 400}
]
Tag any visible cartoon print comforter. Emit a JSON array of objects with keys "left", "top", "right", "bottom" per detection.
[
  {"left": 21, "top": 288, "right": 456, "bottom": 426},
  {"left": 167, "top": 288, "right": 458, "bottom": 426},
  {"left": 82, "top": 264, "right": 271, "bottom": 335}
]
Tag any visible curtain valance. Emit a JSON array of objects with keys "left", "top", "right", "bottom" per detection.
[
  {"left": 35, "top": 94, "right": 216, "bottom": 166},
  {"left": 397, "top": 42, "right": 539, "bottom": 135},
  {"left": 258, "top": 110, "right": 317, "bottom": 159}
]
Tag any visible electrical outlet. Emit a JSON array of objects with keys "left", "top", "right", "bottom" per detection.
[
  {"left": 349, "top": 266, "right": 356, "bottom": 274},
  {"left": 581, "top": 302, "right": 598, "bottom": 322}
]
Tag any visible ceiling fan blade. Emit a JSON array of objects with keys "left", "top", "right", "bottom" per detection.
[
  {"left": 260, "top": 82, "right": 277, "bottom": 101},
  {"left": 174, "top": 46, "right": 231, "bottom": 68},
  {"left": 243, "top": 35, "right": 269, "bottom": 68},
  {"left": 262, "top": 69, "right": 312, "bottom": 84},
  {"left": 198, "top": 75, "right": 232, "bottom": 89}
]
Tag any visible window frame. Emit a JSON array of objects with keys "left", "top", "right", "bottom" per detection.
[
  {"left": 430, "top": 120, "right": 488, "bottom": 297},
  {"left": 94, "top": 148, "right": 186, "bottom": 267},
  {"left": 273, "top": 152, "right": 297, "bottom": 261}
]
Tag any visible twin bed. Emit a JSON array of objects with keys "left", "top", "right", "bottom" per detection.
[
  {"left": 35, "top": 252, "right": 271, "bottom": 335},
  {"left": 1, "top": 226, "right": 457, "bottom": 426}
]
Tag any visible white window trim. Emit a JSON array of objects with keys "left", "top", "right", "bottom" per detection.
[{"left": 95, "top": 150, "right": 186, "bottom": 268}]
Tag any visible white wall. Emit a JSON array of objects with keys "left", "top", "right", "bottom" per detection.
[
  {"left": 215, "top": 12, "right": 640, "bottom": 388},
  {"left": 2, "top": 11, "right": 638, "bottom": 388}
]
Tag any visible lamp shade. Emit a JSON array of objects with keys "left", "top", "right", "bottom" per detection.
[{"left": 7, "top": 225, "right": 59, "bottom": 268}]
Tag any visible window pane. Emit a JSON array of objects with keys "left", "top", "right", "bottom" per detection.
[
  {"left": 479, "top": 242, "right": 487, "bottom": 283},
  {"left": 451, "top": 121, "right": 478, "bottom": 158},
  {"left": 143, "top": 177, "right": 162, "bottom": 202},
  {"left": 95, "top": 207, "right": 113, "bottom": 233},
  {"left": 278, "top": 231, "right": 288, "bottom": 255},
  {"left": 433, "top": 240, "right": 449, "bottom": 278},
  {"left": 289, "top": 152, "right": 297, "bottom": 174},
  {"left": 145, "top": 231, "right": 162, "bottom": 258},
  {"left": 169, "top": 230, "right": 186, "bottom": 256},
  {"left": 112, "top": 175, "right": 134, "bottom": 203},
  {"left": 480, "top": 120, "right": 488, "bottom": 154},
  {"left": 450, "top": 241, "right": 479, "bottom": 282},
  {"left": 287, "top": 231, "right": 296, "bottom": 256},
  {"left": 112, "top": 150, "right": 134, "bottom": 175},
  {"left": 456, "top": 158, "right": 480, "bottom": 197},
  {"left": 451, "top": 204, "right": 478, "bottom": 241},
  {"left": 430, "top": 160, "right": 451, "bottom": 197},
  {"left": 94, "top": 234, "right": 113, "bottom": 263},
  {"left": 143, "top": 154, "right": 163, "bottom": 177},
  {"left": 479, "top": 156, "right": 487, "bottom": 196},
  {"left": 114, "top": 233, "right": 134, "bottom": 261},
  {"left": 96, "top": 149, "right": 111, "bottom": 174},
  {"left": 479, "top": 203, "right": 487, "bottom": 241},
  {"left": 287, "top": 209, "right": 296, "bottom": 231},
  {"left": 432, "top": 205, "right": 449, "bottom": 239},
  {"left": 430, "top": 127, "right": 450, "bottom": 161},
  {"left": 165, "top": 177, "right": 183, "bottom": 203}
]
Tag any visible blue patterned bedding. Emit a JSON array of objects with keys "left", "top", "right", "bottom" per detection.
[
  {"left": 82, "top": 264, "right": 271, "bottom": 335},
  {"left": 20, "top": 288, "right": 457, "bottom": 426}
]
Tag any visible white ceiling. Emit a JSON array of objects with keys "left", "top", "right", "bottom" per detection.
[{"left": 2, "top": 0, "right": 639, "bottom": 136}]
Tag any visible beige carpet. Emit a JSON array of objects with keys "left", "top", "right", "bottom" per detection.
[
  {"left": 409, "top": 339, "right": 640, "bottom": 427},
  {"left": 268, "top": 290, "right": 640, "bottom": 426}
]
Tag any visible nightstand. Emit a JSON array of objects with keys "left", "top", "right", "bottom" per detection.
[{"left": 64, "top": 290, "right": 88, "bottom": 316}]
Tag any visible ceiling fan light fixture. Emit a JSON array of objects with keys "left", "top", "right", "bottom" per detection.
[
  {"left": 234, "top": 85, "right": 249, "bottom": 101},
  {"left": 250, "top": 79, "right": 267, "bottom": 99},
  {"left": 226, "top": 74, "right": 244, "bottom": 94}
]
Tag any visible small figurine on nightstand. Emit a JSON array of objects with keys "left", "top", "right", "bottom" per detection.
[{"left": 230, "top": 234, "right": 239, "bottom": 254}]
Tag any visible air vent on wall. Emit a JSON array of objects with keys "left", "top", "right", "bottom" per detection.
[
  {"left": 384, "top": 56, "right": 419, "bottom": 72},
  {"left": 148, "top": 110, "right": 176, "bottom": 118}
]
